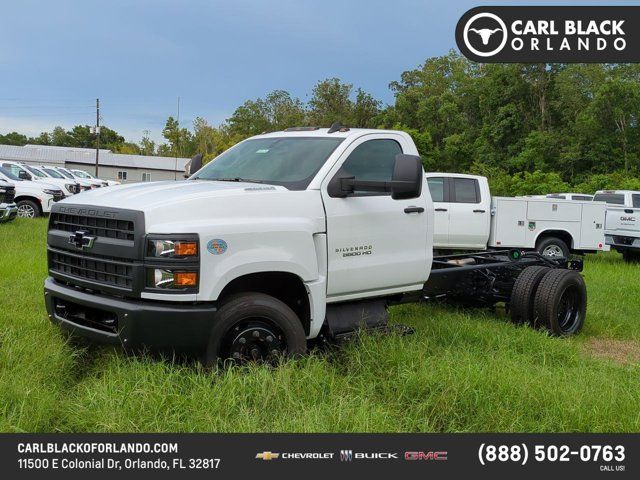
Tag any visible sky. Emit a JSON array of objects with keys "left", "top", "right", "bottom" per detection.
[{"left": 0, "top": 0, "right": 635, "bottom": 143}]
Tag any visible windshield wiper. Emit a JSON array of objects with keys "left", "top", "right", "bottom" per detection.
[{"left": 207, "top": 177, "right": 264, "bottom": 184}]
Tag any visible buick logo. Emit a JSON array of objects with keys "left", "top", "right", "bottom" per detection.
[
  {"left": 68, "top": 230, "right": 96, "bottom": 250},
  {"left": 463, "top": 12, "right": 508, "bottom": 57}
]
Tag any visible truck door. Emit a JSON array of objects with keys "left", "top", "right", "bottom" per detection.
[
  {"left": 426, "top": 176, "right": 449, "bottom": 247},
  {"left": 446, "top": 177, "right": 491, "bottom": 249},
  {"left": 321, "top": 136, "right": 430, "bottom": 298}
]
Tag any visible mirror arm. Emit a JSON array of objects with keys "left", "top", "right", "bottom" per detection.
[{"left": 340, "top": 177, "right": 416, "bottom": 194}]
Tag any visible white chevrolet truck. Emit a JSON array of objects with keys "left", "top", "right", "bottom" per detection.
[
  {"left": 426, "top": 173, "right": 607, "bottom": 258},
  {"left": 45, "top": 127, "right": 588, "bottom": 365},
  {"left": 593, "top": 190, "right": 640, "bottom": 262}
]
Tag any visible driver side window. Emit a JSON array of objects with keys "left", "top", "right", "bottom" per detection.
[{"left": 340, "top": 139, "right": 402, "bottom": 194}]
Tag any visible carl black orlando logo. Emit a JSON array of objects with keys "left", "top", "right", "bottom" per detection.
[
  {"left": 456, "top": 6, "right": 640, "bottom": 63},
  {"left": 462, "top": 12, "right": 507, "bottom": 58}
]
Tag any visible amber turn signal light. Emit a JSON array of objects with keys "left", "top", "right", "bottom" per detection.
[
  {"left": 173, "top": 272, "right": 198, "bottom": 287},
  {"left": 174, "top": 241, "right": 198, "bottom": 256}
]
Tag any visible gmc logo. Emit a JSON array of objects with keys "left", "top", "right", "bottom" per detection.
[
  {"left": 620, "top": 216, "right": 636, "bottom": 222},
  {"left": 404, "top": 451, "right": 448, "bottom": 461}
]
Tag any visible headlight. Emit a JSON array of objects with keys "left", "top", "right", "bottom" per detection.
[
  {"left": 43, "top": 189, "right": 60, "bottom": 195},
  {"left": 148, "top": 239, "right": 198, "bottom": 258},
  {"left": 65, "top": 183, "right": 76, "bottom": 193},
  {"left": 147, "top": 269, "right": 198, "bottom": 289}
]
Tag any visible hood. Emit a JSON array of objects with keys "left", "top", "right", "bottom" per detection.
[
  {"left": 54, "top": 179, "right": 325, "bottom": 238},
  {"left": 59, "top": 180, "right": 288, "bottom": 210}
]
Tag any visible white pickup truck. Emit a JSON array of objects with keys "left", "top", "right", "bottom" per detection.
[
  {"left": 426, "top": 173, "right": 607, "bottom": 259},
  {"left": 593, "top": 190, "right": 640, "bottom": 262},
  {"left": 44, "top": 127, "right": 588, "bottom": 365},
  {"left": 0, "top": 178, "right": 18, "bottom": 223}
]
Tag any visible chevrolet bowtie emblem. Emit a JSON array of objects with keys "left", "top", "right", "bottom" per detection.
[
  {"left": 68, "top": 230, "right": 96, "bottom": 250},
  {"left": 255, "top": 451, "right": 279, "bottom": 461}
]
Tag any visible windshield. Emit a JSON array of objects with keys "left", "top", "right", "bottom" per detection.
[
  {"left": 0, "top": 166, "right": 22, "bottom": 181},
  {"left": 192, "top": 137, "right": 344, "bottom": 190},
  {"left": 42, "top": 168, "right": 66, "bottom": 179},
  {"left": 25, "top": 165, "right": 47, "bottom": 178},
  {"left": 593, "top": 193, "right": 625, "bottom": 205},
  {"left": 72, "top": 169, "right": 91, "bottom": 179},
  {"left": 57, "top": 168, "right": 75, "bottom": 179}
]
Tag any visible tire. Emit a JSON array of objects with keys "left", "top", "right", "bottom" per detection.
[
  {"left": 202, "top": 292, "right": 307, "bottom": 368},
  {"left": 533, "top": 269, "right": 587, "bottom": 336},
  {"left": 509, "top": 266, "right": 550, "bottom": 327},
  {"left": 16, "top": 199, "right": 41, "bottom": 218},
  {"left": 536, "top": 236, "right": 569, "bottom": 259},
  {"left": 622, "top": 249, "right": 640, "bottom": 263}
]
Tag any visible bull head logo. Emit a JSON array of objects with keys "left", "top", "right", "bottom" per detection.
[{"left": 468, "top": 27, "right": 502, "bottom": 45}]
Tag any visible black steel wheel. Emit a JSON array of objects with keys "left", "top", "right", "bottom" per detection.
[
  {"left": 202, "top": 292, "right": 307, "bottom": 367},
  {"left": 221, "top": 318, "right": 286, "bottom": 363},
  {"left": 533, "top": 269, "right": 586, "bottom": 336}
]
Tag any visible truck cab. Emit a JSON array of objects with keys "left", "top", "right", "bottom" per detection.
[
  {"left": 594, "top": 190, "right": 640, "bottom": 262},
  {"left": 425, "top": 173, "right": 491, "bottom": 249}
]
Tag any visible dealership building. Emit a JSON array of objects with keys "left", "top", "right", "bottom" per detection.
[{"left": 0, "top": 144, "right": 190, "bottom": 183}]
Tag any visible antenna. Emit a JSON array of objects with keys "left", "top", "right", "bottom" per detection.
[{"left": 327, "top": 122, "right": 342, "bottom": 134}]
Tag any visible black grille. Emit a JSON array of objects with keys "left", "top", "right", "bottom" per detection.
[
  {"left": 49, "top": 249, "right": 133, "bottom": 289},
  {"left": 54, "top": 297, "right": 118, "bottom": 334},
  {"left": 52, "top": 191, "right": 64, "bottom": 202},
  {"left": 50, "top": 212, "right": 135, "bottom": 241},
  {"left": 614, "top": 236, "right": 635, "bottom": 246},
  {"left": 1, "top": 186, "right": 15, "bottom": 204}
]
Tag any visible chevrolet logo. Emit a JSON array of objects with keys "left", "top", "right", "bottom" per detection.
[
  {"left": 255, "top": 451, "right": 279, "bottom": 461},
  {"left": 68, "top": 230, "right": 96, "bottom": 250}
]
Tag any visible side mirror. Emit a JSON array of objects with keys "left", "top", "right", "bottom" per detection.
[
  {"left": 327, "top": 153, "right": 423, "bottom": 199},
  {"left": 18, "top": 170, "right": 30, "bottom": 180},
  {"left": 390, "top": 154, "right": 422, "bottom": 200},
  {"left": 187, "top": 153, "right": 203, "bottom": 178}
]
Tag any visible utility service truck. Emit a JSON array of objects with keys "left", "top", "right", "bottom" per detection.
[
  {"left": 426, "top": 173, "right": 607, "bottom": 259},
  {"left": 44, "top": 127, "right": 587, "bottom": 366},
  {"left": 594, "top": 190, "right": 640, "bottom": 262}
]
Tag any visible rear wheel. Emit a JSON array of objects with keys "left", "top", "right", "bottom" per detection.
[
  {"left": 536, "top": 236, "right": 569, "bottom": 259},
  {"left": 533, "top": 269, "right": 586, "bottom": 336},
  {"left": 202, "top": 292, "right": 307, "bottom": 368},
  {"left": 509, "top": 266, "right": 550, "bottom": 327},
  {"left": 622, "top": 249, "right": 640, "bottom": 263}
]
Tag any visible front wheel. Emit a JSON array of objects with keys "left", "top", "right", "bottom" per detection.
[
  {"left": 202, "top": 292, "right": 307, "bottom": 368},
  {"left": 16, "top": 199, "right": 40, "bottom": 218}
]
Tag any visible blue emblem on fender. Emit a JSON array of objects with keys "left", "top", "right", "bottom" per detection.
[{"left": 207, "top": 239, "right": 228, "bottom": 255}]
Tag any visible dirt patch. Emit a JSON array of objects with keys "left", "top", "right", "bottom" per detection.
[{"left": 584, "top": 338, "right": 640, "bottom": 365}]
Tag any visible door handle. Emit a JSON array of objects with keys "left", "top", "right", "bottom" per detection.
[
  {"left": 625, "top": 209, "right": 634, "bottom": 214},
  {"left": 404, "top": 206, "right": 424, "bottom": 214},
  {"left": 434, "top": 208, "right": 448, "bottom": 212},
  {"left": 473, "top": 209, "right": 486, "bottom": 213}
]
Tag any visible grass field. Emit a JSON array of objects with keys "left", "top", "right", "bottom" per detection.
[{"left": 1, "top": 218, "right": 639, "bottom": 433}]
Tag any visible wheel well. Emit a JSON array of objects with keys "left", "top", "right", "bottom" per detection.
[
  {"left": 218, "top": 272, "right": 310, "bottom": 335},
  {"left": 536, "top": 230, "right": 574, "bottom": 250},
  {"left": 14, "top": 195, "right": 43, "bottom": 214}
]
